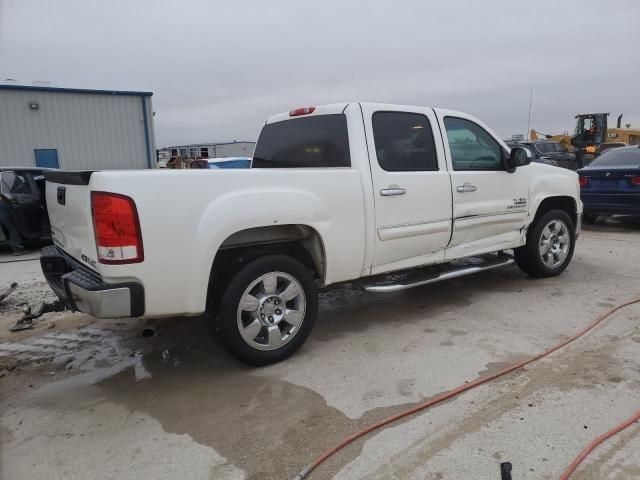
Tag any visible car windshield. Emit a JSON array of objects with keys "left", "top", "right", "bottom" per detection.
[
  {"left": 589, "top": 148, "right": 640, "bottom": 167},
  {"left": 536, "top": 143, "right": 562, "bottom": 153}
]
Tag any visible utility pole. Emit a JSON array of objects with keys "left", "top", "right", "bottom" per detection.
[{"left": 526, "top": 88, "right": 533, "bottom": 140}]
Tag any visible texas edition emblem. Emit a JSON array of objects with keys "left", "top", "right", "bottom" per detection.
[{"left": 508, "top": 197, "right": 527, "bottom": 209}]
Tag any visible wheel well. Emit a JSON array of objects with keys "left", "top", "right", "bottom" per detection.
[
  {"left": 206, "top": 225, "right": 326, "bottom": 312},
  {"left": 533, "top": 196, "right": 577, "bottom": 227}
]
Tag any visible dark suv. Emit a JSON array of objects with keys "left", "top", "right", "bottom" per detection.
[
  {"left": 0, "top": 167, "right": 51, "bottom": 248},
  {"left": 507, "top": 141, "right": 578, "bottom": 170}
]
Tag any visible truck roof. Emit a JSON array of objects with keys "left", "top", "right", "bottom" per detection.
[
  {"left": 266, "top": 103, "right": 350, "bottom": 124},
  {"left": 266, "top": 102, "right": 469, "bottom": 125}
]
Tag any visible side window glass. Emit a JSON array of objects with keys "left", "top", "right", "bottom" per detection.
[
  {"left": 444, "top": 117, "right": 503, "bottom": 170},
  {"left": 372, "top": 112, "right": 438, "bottom": 172},
  {"left": 0, "top": 172, "right": 31, "bottom": 195}
]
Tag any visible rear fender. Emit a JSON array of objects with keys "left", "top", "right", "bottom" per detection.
[{"left": 186, "top": 188, "right": 331, "bottom": 313}]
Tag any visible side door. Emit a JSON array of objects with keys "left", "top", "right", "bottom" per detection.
[
  {"left": 361, "top": 104, "right": 453, "bottom": 274},
  {"left": 0, "top": 171, "right": 44, "bottom": 239},
  {"left": 436, "top": 111, "right": 530, "bottom": 259}
]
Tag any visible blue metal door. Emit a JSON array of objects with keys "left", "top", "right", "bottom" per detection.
[{"left": 34, "top": 149, "right": 59, "bottom": 168}]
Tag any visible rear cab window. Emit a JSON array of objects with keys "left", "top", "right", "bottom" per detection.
[{"left": 252, "top": 114, "right": 350, "bottom": 168}]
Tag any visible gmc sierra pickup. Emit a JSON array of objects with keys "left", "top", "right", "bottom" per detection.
[{"left": 41, "top": 102, "right": 582, "bottom": 365}]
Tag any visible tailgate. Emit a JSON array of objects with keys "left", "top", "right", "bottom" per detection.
[{"left": 44, "top": 171, "right": 99, "bottom": 271}]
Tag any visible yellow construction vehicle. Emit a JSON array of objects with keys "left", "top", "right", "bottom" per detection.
[
  {"left": 604, "top": 114, "right": 640, "bottom": 145},
  {"left": 529, "top": 129, "right": 572, "bottom": 150},
  {"left": 531, "top": 113, "right": 640, "bottom": 165}
]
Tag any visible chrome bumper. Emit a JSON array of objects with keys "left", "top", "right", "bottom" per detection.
[{"left": 40, "top": 246, "right": 144, "bottom": 318}]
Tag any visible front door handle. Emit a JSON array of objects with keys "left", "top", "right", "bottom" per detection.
[
  {"left": 380, "top": 187, "right": 407, "bottom": 196},
  {"left": 456, "top": 183, "right": 477, "bottom": 193}
]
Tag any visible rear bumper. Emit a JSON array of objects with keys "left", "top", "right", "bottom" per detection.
[
  {"left": 581, "top": 193, "right": 640, "bottom": 216},
  {"left": 40, "top": 245, "right": 144, "bottom": 318}
]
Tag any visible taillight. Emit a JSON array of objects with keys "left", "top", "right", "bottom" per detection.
[
  {"left": 630, "top": 177, "right": 640, "bottom": 186},
  {"left": 91, "top": 191, "right": 143, "bottom": 264},
  {"left": 579, "top": 176, "right": 588, "bottom": 187},
  {"left": 289, "top": 106, "right": 316, "bottom": 116}
]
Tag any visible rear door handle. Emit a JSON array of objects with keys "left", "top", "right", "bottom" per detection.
[
  {"left": 380, "top": 187, "right": 406, "bottom": 196},
  {"left": 456, "top": 183, "right": 477, "bottom": 193}
]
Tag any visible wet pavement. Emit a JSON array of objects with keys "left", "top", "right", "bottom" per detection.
[{"left": 1, "top": 219, "right": 640, "bottom": 479}]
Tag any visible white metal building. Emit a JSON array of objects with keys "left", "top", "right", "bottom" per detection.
[
  {"left": 0, "top": 85, "right": 155, "bottom": 169},
  {"left": 167, "top": 141, "right": 255, "bottom": 160}
]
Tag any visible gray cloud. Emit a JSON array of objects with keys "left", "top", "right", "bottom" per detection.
[{"left": 1, "top": 0, "right": 639, "bottom": 147}]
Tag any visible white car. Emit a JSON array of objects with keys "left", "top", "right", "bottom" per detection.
[{"left": 41, "top": 102, "right": 582, "bottom": 365}]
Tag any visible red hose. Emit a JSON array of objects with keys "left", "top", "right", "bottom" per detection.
[
  {"left": 290, "top": 295, "right": 640, "bottom": 480},
  {"left": 559, "top": 410, "right": 640, "bottom": 480}
]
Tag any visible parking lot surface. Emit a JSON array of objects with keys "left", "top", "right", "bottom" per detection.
[{"left": 1, "top": 220, "right": 640, "bottom": 480}]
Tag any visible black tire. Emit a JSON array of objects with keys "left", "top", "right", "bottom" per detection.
[
  {"left": 514, "top": 209, "right": 576, "bottom": 278},
  {"left": 213, "top": 254, "right": 317, "bottom": 366},
  {"left": 583, "top": 213, "right": 598, "bottom": 224}
]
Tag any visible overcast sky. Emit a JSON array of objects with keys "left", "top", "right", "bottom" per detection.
[{"left": 1, "top": 0, "right": 639, "bottom": 147}]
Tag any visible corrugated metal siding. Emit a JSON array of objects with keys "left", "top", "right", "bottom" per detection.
[{"left": 0, "top": 90, "right": 154, "bottom": 169}]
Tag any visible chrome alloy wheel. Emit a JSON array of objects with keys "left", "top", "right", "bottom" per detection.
[
  {"left": 236, "top": 272, "right": 306, "bottom": 351},
  {"left": 539, "top": 219, "right": 570, "bottom": 268}
]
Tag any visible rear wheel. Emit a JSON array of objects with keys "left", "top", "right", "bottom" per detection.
[
  {"left": 213, "top": 255, "right": 318, "bottom": 366},
  {"left": 515, "top": 209, "right": 575, "bottom": 278}
]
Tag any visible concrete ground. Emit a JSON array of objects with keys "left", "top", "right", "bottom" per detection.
[{"left": 1, "top": 219, "right": 640, "bottom": 480}]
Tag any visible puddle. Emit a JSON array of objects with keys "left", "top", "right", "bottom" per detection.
[{"left": 96, "top": 343, "right": 418, "bottom": 479}]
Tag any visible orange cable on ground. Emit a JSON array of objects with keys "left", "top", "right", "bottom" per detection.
[
  {"left": 559, "top": 409, "right": 640, "bottom": 480},
  {"left": 289, "top": 295, "right": 640, "bottom": 480}
]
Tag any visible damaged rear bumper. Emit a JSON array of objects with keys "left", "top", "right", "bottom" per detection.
[{"left": 40, "top": 245, "right": 144, "bottom": 318}]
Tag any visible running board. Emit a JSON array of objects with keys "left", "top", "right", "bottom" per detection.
[{"left": 363, "top": 254, "right": 515, "bottom": 293}]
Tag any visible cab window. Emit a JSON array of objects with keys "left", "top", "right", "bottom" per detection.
[
  {"left": 444, "top": 117, "right": 503, "bottom": 170},
  {"left": 372, "top": 112, "right": 438, "bottom": 171}
]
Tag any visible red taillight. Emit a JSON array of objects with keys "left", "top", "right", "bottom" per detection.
[
  {"left": 289, "top": 106, "right": 316, "bottom": 117},
  {"left": 630, "top": 177, "right": 640, "bottom": 186},
  {"left": 91, "top": 191, "right": 143, "bottom": 264},
  {"left": 579, "top": 176, "right": 588, "bottom": 187}
]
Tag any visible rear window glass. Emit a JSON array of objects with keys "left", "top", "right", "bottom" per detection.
[
  {"left": 589, "top": 148, "right": 640, "bottom": 167},
  {"left": 253, "top": 114, "right": 350, "bottom": 168}
]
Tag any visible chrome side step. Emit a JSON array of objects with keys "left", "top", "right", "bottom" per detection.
[{"left": 363, "top": 255, "right": 515, "bottom": 293}]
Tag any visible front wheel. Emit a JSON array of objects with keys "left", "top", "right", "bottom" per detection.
[
  {"left": 214, "top": 254, "right": 318, "bottom": 366},
  {"left": 515, "top": 209, "right": 576, "bottom": 278}
]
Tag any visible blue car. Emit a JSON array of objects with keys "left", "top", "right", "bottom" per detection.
[
  {"left": 207, "top": 157, "right": 252, "bottom": 169},
  {"left": 578, "top": 145, "right": 640, "bottom": 221}
]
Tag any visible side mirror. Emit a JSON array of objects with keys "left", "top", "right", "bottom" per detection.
[{"left": 506, "top": 147, "right": 531, "bottom": 171}]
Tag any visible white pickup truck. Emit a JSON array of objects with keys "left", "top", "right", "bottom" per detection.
[{"left": 41, "top": 102, "right": 582, "bottom": 364}]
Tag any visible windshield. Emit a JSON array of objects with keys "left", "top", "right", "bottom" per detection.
[
  {"left": 536, "top": 142, "right": 562, "bottom": 154},
  {"left": 589, "top": 148, "right": 640, "bottom": 167}
]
